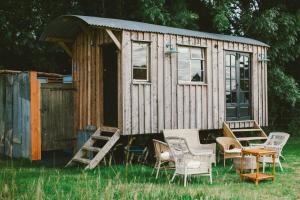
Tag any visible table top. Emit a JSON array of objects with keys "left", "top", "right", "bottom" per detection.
[{"left": 242, "top": 148, "right": 276, "bottom": 156}]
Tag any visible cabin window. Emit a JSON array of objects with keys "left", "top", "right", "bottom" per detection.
[
  {"left": 132, "top": 42, "right": 150, "bottom": 81},
  {"left": 178, "top": 46, "right": 205, "bottom": 83}
]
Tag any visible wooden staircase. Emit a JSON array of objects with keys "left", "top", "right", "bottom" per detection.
[
  {"left": 66, "top": 126, "right": 120, "bottom": 169},
  {"left": 223, "top": 120, "right": 267, "bottom": 146}
]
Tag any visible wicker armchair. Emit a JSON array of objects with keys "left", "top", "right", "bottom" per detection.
[
  {"left": 216, "top": 137, "right": 242, "bottom": 167},
  {"left": 165, "top": 136, "right": 212, "bottom": 186},
  {"left": 152, "top": 139, "right": 174, "bottom": 179},
  {"left": 163, "top": 129, "right": 216, "bottom": 166},
  {"left": 250, "top": 132, "right": 290, "bottom": 172}
]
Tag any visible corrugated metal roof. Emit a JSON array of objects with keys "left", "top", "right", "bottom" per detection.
[{"left": 40, "top": 15, "right": 269, "bottom": 47}]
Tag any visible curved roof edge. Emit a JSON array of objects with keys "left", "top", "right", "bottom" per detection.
[{"left": 40, "top": 15, "right": 269, "bottom": 47}]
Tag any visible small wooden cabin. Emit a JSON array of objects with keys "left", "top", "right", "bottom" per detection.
[{"left": 41, "top": 15, "right": 269, "bottom": 136}]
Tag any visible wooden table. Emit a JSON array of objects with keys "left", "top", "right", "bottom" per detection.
[{"left": 240, "top": 148, "right": 276, "bottom": 185}]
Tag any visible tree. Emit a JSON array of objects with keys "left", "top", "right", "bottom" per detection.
[{"left": 189, "top": 0, "right": 300, "bottom": 133}]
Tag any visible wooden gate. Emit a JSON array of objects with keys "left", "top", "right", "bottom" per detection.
[{"left": 41, "top": 83, "right": 75, "bottom": 151}]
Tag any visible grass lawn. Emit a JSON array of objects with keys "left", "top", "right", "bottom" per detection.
[{"left": 1, "top": 137, "right": 300, "bottom": 200}]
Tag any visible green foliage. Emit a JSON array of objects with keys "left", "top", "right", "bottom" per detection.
[
  {"left": 139, "top": 0, "right": 198, "bottom": 29},
  {"left": 211, "top": 0, "right": 234, "bottom": 33},
  {"left": 268, "top": 67, "right": 300, "bottom": 107},
  {"left": 139, "top": 0, "right": 170, "bottom": 25},
  {"left": 268, "top": 67, "right": 300, "bottom": 129},
  {"left": 245, "top": 8, "right": 300, "bottom": 67}
]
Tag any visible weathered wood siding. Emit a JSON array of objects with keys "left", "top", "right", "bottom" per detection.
[
  {"left": 0, "top": 72, "right": 31, "bottom": 158},
  {"left": 122, "top": 31, "right": 268, "bottom": 135},
  {"left": 40, "top": 83, "right": 75, "bottom": 151},
  {"left": 72, "top": 29, "right": 121, "bottom": 131}
]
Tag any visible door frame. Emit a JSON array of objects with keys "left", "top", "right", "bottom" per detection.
[{"left": 224, "top": 50, "right": 252, "bottom": 121}]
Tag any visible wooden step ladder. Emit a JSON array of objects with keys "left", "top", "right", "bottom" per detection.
[
  {"left": 66, "top": 126, "right": 120, "bottom": 169},
  {"left": 223, "top": 120, "right": 267, "bottom": 146}
]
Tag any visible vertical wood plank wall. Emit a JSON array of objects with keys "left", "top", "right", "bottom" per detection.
[
  {"left": 72, "top": 30, "right": 119, "bottom": 131},
  {"left": 40, "top": 83, "right": 75, "bottom": 151},
  {"left": 0, "top": 72, "right": 31, "bottom": 158},
  {"left": 122, "top": 30, "right": 268, "bottom": 135}
]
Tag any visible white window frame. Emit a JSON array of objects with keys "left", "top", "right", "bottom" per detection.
[
  {"left": 131, "top": 41, "right": 150, "bottom": 82},
  {"left": 177, "top": 46, "right": 206, "bottom": 85}
]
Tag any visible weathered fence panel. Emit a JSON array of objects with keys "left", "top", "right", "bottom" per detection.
[
  {"left": 40, "top": 83, "right": 75, "bottom": 151},
  {"left": 0, "top": 72, "right": 31, "bottom": 158}
]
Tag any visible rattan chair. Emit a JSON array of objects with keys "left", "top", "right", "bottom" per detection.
[
  {"left": 250, "top": 132, "right": 290, "bottom": 172},
  {"left": 165, "top": 136, "right": 212, "bottom": 186},
  {"left": 152, "top": 139, "right": 174, "bottom": 179},
  {"left": 216, "top": 137, "right": 242, "bottom": 167},
  {"left": 163, "top": 129, "right": 216, "bottom": 165}
]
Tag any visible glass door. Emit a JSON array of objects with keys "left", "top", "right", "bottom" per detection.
[{"left": 225, "top": 52, "right": 251, "bottom": 121}]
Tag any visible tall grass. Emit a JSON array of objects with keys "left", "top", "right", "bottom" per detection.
[{"left": 1, "top": 137, "right": 300, "bottom": 200}]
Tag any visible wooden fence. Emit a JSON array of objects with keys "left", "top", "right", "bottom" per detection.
[
  {"left": 0, "top": 70, "right": 75, "bottom": 160},
  {"left": 41, "top": 83, "right": 75, "bottom": 151}
]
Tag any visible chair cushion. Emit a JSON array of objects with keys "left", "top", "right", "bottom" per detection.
[
  {"left": 160, "top": 151, "right": 171, "bottom": 160},
  {"left": 186, "top": 160, "right": 202, "bottom": 169},
  {"left": 259, "top": 156, "right": 279, "bottom": 163},
  {"left": 191, "top": 148, "right": 214, "bottom": 155},
  {"left": 224, "top": 148, "right": 241, "bottom": 154}
]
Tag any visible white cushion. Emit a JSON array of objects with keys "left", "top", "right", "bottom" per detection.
[
  {"left": 186, "top": 160, "right": 202, "bottom": 169},
  {"left": 160, "top": 151, "right": 171, "bottom": 160},
  {"left": 191, "top": 148, "right": 214, "bottom": 154},
  {"left": 224, "top": 148, "right": 241, "bottom": 154}
]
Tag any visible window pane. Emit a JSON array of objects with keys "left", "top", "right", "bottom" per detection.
[
  {"left": 201, "top": 71, "right": 204, "bottom": 82},
  {"left": 240, "top": 68, "right": 244, "bottom": 79},
  {"left": 191, "top": 60, "right": 202, "bottom": 82},
  {"left": 240, "top": 92, "right": 250, "bottom": 103},
  {"left": 244, "top": 68, "right": 249, "bottom": 78},
  {"left": 132, "top": 42, "right": 149, "bottom": 80},
  {"left": 226, "top": 80, "right": 230, "bottom": 91},
  {"left": 239, "top": 56, "right": 244, "bottom": 65},
  {"left": 245, "top": 56, "right": 249, "bottom": 65},
  {"left": 231, "top": 66, "right": 236, "bottom": 79},
  {"left": 178, "top": 47, "right": 206, "bottom": 82},
  {"left": 226, "top": 67, "right": 230, "bottom": 79},
  {"left": 191, "top": 48, "right": 202, "bottom": 59},
  {"left": 244, "top": 92, "right": 250, "bottom": 103},
  {"left": 178, "top": 47, "right": 189, "bottom": 60},
  {"left": 178, "top": 60, "right": 190, "bottom": 81},
  {"left": 231, "top": 80, "right": 236, "bottom": 90},
  {"left": 230, "top": 55, "right": 235, "bottom": 66},
  {"left": 132, "top": 43, "right": 148, "bottom": 68},
  {"left": 133, "top": 68, "right": 147, "bottom": 80},
  {"left": 231, "top": 91, "right": 237, "bottom": 103},
  {"left": 226, "top": 92, "right": 231, "bottom": 103},
  {"left": 226, "top": 55, "right": 230, "bottom": 66},
  {"left": 240, "top": 80, "right": 249, "bottom": 91}
]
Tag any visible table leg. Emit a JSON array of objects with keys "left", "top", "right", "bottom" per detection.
[
  {"left": 240, "top": 153, "right": 244, "bottom": 181},
  {"left": 256, "top": 155, "right": 259, "bottom": 184},
  {"left": 272, "top": 153, "right": 275, "bottom": 181}
]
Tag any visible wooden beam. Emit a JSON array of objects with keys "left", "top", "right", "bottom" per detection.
[
  {"left": 105, "top": 29, "right": 121, "bottom": 50},
  {"left": 58, "top": 41, "right": 73, "bottom": 58},
  {"left": 30, "top": 71, "right": 41, "bottom": 160}
]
